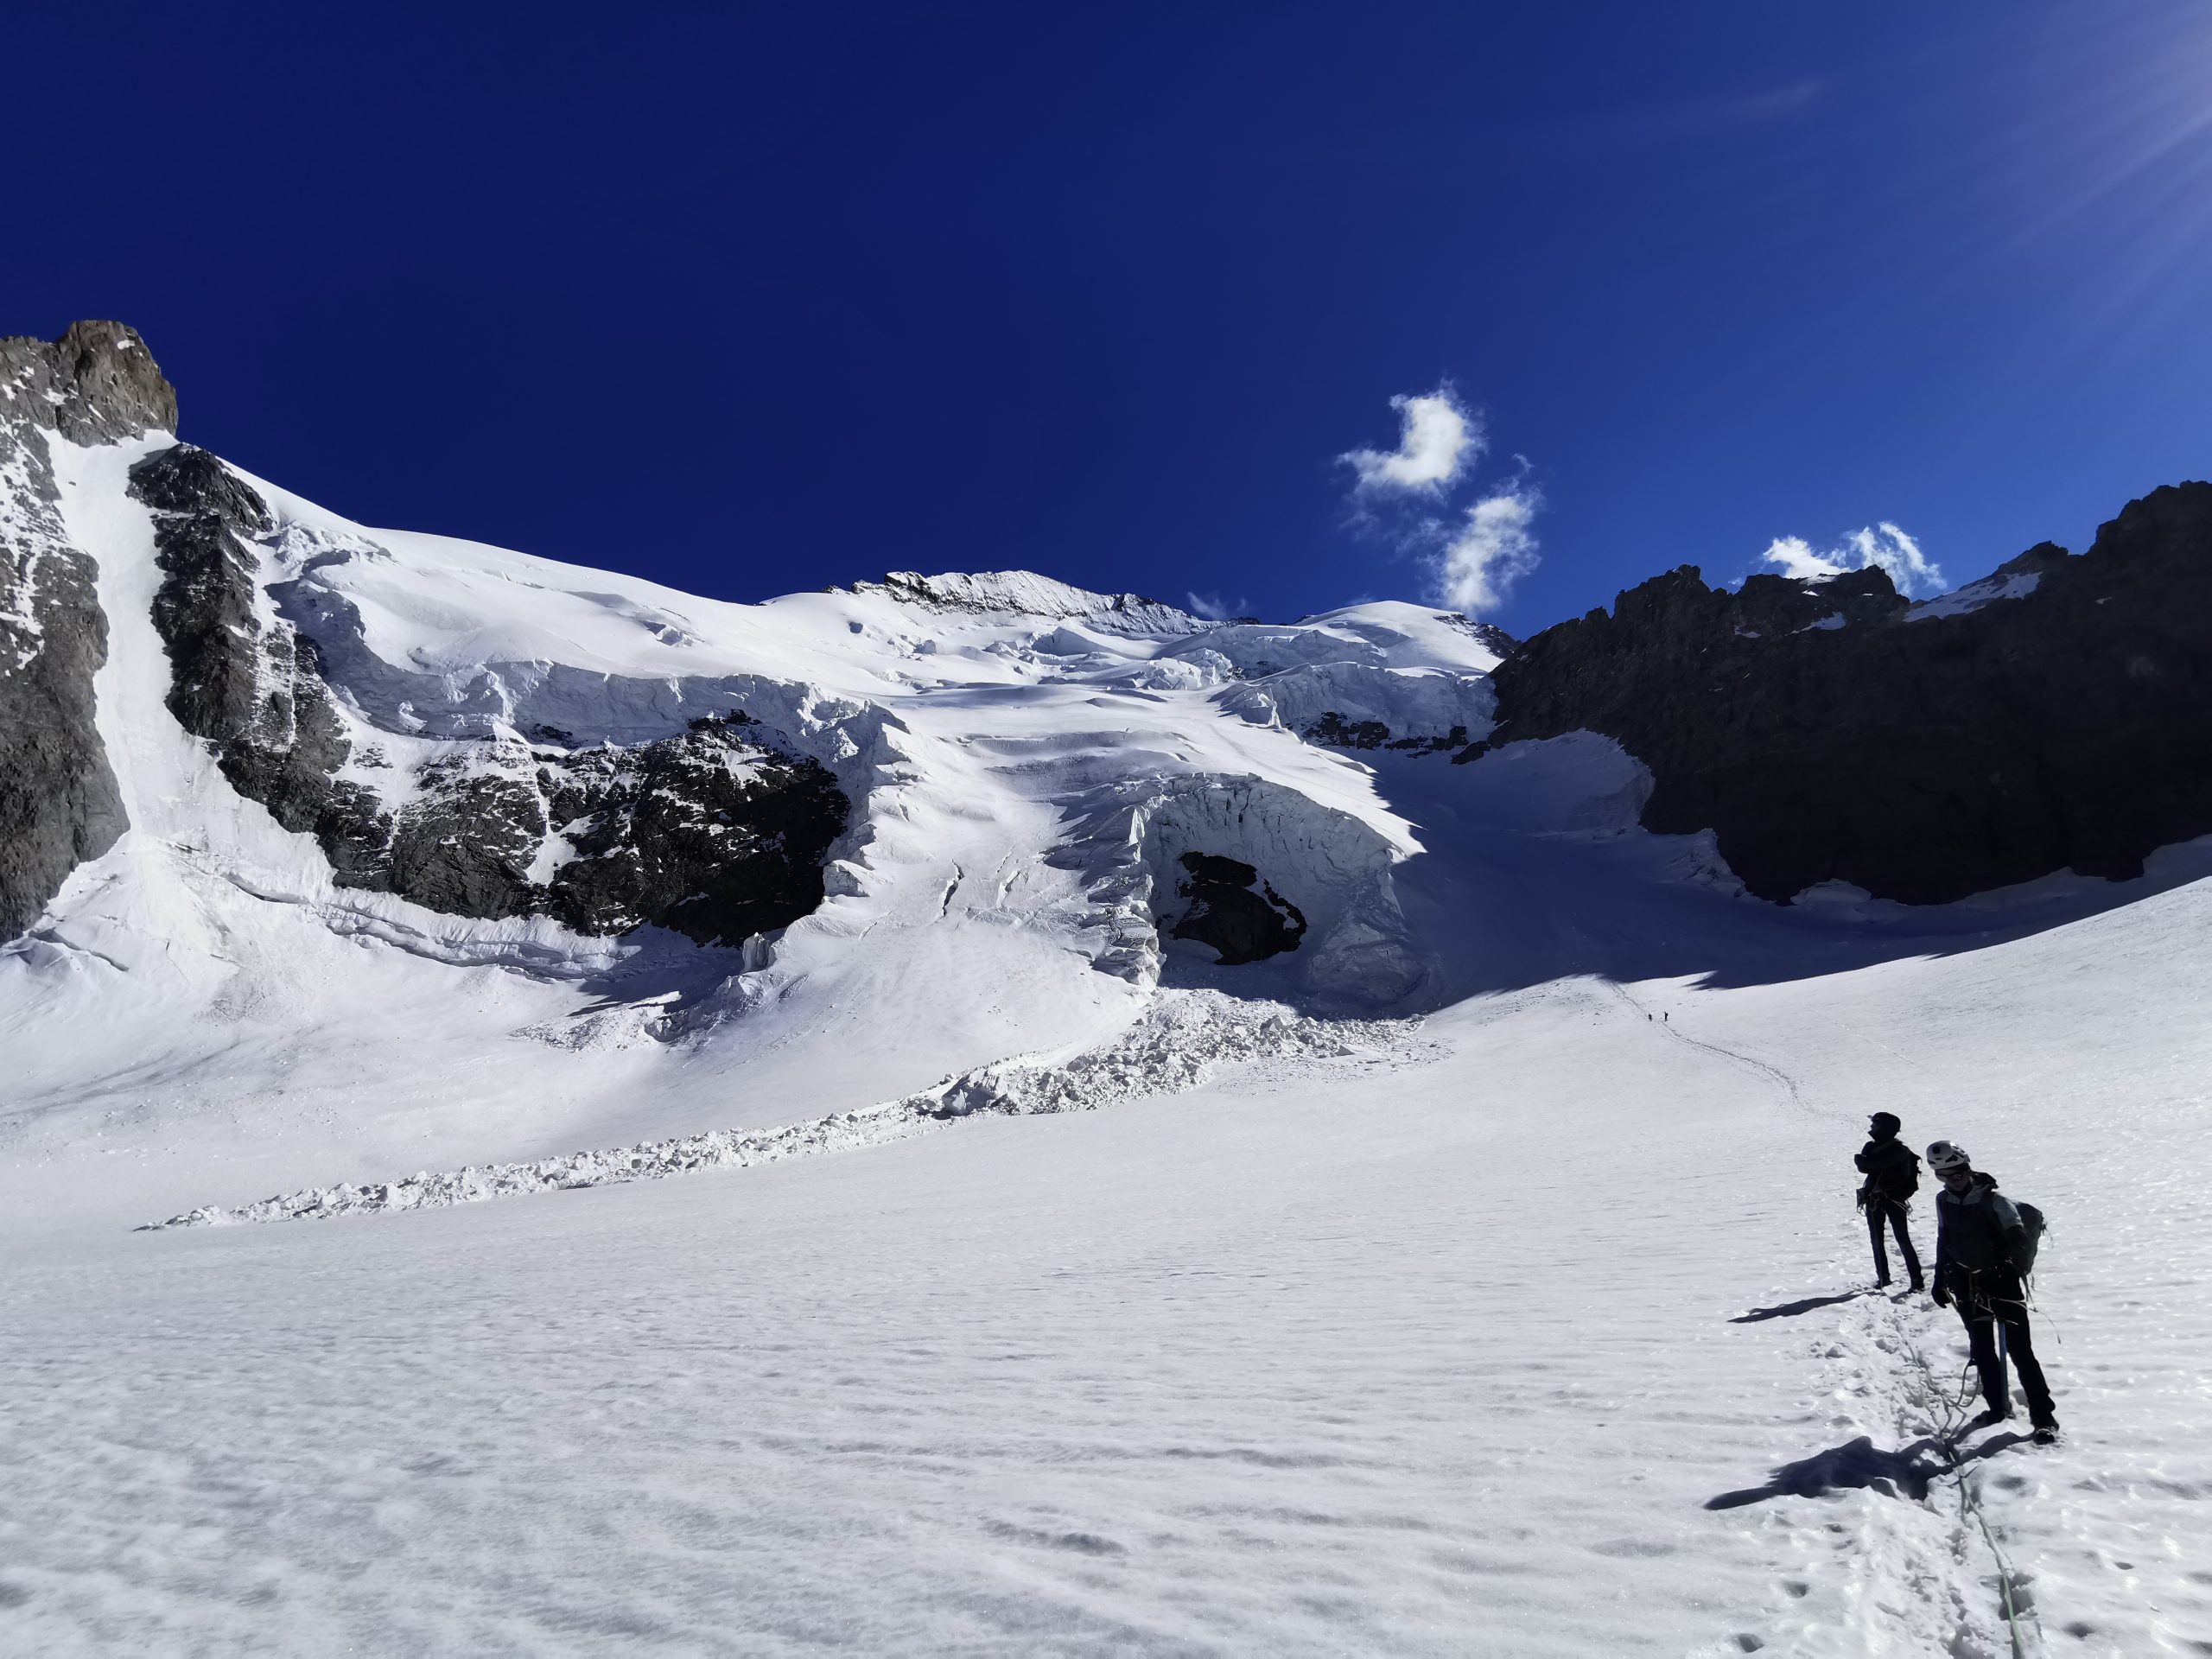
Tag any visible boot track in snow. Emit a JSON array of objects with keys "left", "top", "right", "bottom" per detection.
[{"left": 1723, "top": 1245, "right": 2051, "bottom": 1655}]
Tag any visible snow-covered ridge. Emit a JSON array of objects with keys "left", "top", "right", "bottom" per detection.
[
  {"left": 836, "top": 569, "right": 1213, "bottom": 635},
  {"left": 1169, "top": 601, "right": 1510, "bottom": 678},
  {"left": 1904, "top": 550, "right": 2059, "bottom": 621}
]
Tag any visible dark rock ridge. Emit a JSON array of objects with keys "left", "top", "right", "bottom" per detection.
[
  {"left": 0, "top": 321, "right": 175, "bottom": 938},
  {"left": 132, "top": 446, "right": 377, "bottom": 849},
  {"left": 130, "top": 447, "right": 849, "bottom": 945},
  {"left": 1465, "top": 486, "right": 2212, "bottom": 903},
  {"left": 1168, "top": 851, "right": 1307, "bottom": 963}
]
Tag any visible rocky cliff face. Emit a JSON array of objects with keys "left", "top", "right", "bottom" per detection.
[
  {"left": 541, "top": 714, "right": 849, "bottom": 944},
  {"left": 132, "top": 445, "right": 378, "bottom": 848},
  {"left": 0, "top": 322, "right": 175, "bottom": 937},
  {"left": 128, "top": 446, "right": 850, "bottom": 944},
  {"left": 1468, "top": 485, "right": 2212, "bottom": 902},
  {"left": 0, "top": 320, "right": 176, "bottom": 445}
]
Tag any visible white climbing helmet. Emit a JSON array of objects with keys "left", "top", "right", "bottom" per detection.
[{"left": 1926, "top": 1140, "right": 1972, "bottom": 1173}]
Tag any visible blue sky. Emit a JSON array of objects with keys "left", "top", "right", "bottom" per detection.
[{"left": 10, "top": 3, "right": 2211, "bottom": 634}]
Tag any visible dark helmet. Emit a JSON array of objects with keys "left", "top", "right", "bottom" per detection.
[{"left": 1868, "top": 1111, "right": 1901, "bottom": 1136}]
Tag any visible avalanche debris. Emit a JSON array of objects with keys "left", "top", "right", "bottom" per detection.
[{"left": 138, "top": 993, "right": 1431, "bottom": 1228}]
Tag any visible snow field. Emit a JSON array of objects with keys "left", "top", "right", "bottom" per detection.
[
  {"left": 0, "top": 982, "right": 1833, "bottom": 1656},
  {"left": 12, "top": 886, "right": 2212, "bottom": 1654},
  {"left": 1641, "top": 867, "right": 2212, "bottom": 1656}
]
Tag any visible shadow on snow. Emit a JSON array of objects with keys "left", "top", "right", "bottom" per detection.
[
  {"left": 1705, "top": 1430, "right": 2034, "bottom": 1510},
  {"left": 1352, "top": 737, "right": 2212, "bottom": 1007},
  {"left": 1729, "top": 1291, "right": 1866, "bottom": 1325}
]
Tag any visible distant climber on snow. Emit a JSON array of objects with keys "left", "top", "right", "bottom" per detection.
[
  {"left": 1853, "top": 1112, "right": 1922, "bottom": 1291},
  {"left": 1927, "top": 1141, "right": 2060, "bottom": 1444}
]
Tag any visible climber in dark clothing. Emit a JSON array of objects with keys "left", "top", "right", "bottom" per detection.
[
  {"left": 1927, "top": 1141, "right": 2058, "bottom": 1442},
  {"left": 1853, "top": 1112, "right": 1923, "bottom": 1291}
]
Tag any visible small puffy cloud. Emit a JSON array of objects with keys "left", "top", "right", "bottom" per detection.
[
  {"left": 1341, "top": 387, "right": 1483, "bottom": 493},
  {"left": 1433, "top": 482, "right": 1541, "bottom": 616},
  {"left": 1760, "top": 521, "right": 1943, "bottom": 597},
  {"left": 1184, "top": 589, "right": 1248, "bottom": 622},
  {"left": 1761, "top": 534, "right": 1844, "bottom": 582}
]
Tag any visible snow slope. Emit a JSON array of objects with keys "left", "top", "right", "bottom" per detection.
[
  {"left": 6, "top": 431, "right": 2212, "bottom": 1654},
  {"left": 8, "top": 790, "right": 2209, "bottom": 1655},
  {"left": 2, "top": 437, "right": 1465, "bottom": 1225}
]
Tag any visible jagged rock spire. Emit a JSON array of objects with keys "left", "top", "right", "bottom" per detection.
[{"left": 0, "top": 320, "right": 177, "bottom": 443}]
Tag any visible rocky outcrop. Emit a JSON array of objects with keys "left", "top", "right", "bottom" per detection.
[
  {"left": 1168, "top": 851, "right": 1308, "bottom": 963},
  {"left": 132, "top": 445, "right": 376, "bottom": 840},
  {"left": 129, "top": 443, "right": 849, "bottom": 942},
  {"left": 0, "top": 462, "right": 125, "bottom": 938},
  {"left": 380, "top": 766, "right": 541, "bottom": 919},
  {"left": 542, "top": 714, "right": 849, "bottom": 945},
  {"left": 0, "top": 321, "right": 176, "bottom": 446},
  {"left": 1469, "top": 484, "right": 2212, "bottom": 903},
  {"left": 0, "top": 322, "right": 176, "bottom": 938}
]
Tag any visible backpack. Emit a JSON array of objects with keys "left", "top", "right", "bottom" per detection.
[
  {"left": 2013, "top": 1200, "right": 2046, "bottom": 1276},
  {"left": 1868, "top": 1141, "right": 1919, "bottom": 1201}
]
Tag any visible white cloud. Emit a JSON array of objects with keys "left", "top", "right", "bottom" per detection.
[
  {"left": 1184, "top": 589, "right": 1247, "bottom": 621},
  {"left": 1334, "top": 384, "right": 1541, "bottom": 619},
  {"left": 1760, "top": 535, "right": 1844, "bottom": 582},
  {"left": 1341, "top": 388, "right": 1483, "bottom": 493},
  {"left": 1848, "top": 524, "right": 1943, "bottom": 593},
  {"left": 1433, "top": 483, "right": 1541, "bottom": 616},
  {"left": 1759, "top": 522, "right": 1943, "bottom": 596}
]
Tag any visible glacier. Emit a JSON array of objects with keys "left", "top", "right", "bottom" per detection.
[{"left": 5, "top": 324, "right": 2212, "bottom": 1655}]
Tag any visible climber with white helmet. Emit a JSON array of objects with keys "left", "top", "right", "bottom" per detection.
[{"left": 1927, "top": 1140, "right": 2059, "bottom": 1443}]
